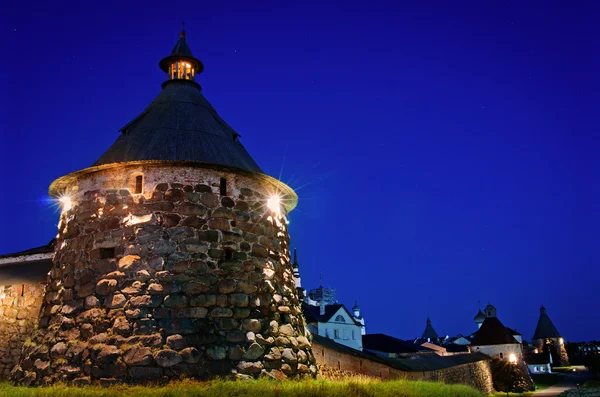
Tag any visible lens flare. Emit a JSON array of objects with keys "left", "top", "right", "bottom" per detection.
[
  {"left": 267, "top": 194, "right": 281, "bottom": 216},
  {"left": 58, "top": 195, "right": 72, "bottom": 211}
]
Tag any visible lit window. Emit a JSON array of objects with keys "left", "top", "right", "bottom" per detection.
[{"left": 334, "top": 315, "right": 345, "bottom": 323}]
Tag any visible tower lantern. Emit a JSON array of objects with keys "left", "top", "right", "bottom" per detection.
[{"left": 159, "top": 25, "right": 204, "bottom": 86}]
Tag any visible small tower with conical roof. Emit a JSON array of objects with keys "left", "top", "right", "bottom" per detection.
[
  {"left": 533, "top": 305, "right": 569, "bottom": 366},
  {"left": 352, "top": 301, "right": 366, "bottom": 335},
  {"left": 422, "top": 317, "right": 439, "bottom": 342},
  {"left": 14, "top": 27, "right": 317, "bottom": 385}
]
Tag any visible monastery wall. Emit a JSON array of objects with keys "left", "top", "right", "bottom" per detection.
[
  {"left": 0, "top": 284, "right": 45, "bottom": 379},
  {"left": 312, "top": 338, "right": 494, "bottom": 394}
]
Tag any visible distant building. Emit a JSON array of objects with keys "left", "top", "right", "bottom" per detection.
[
  {"left": 449, "top": 334, "right": 472, "bottom": 346},
  {"left": 532, "top": 305, "right": 569, "bottom": 366},
  {"left": 352, "top": 302, "right": 366, "bottom": 335},
  {"left": 470, "top": 304, "right": 522, "bottom": 361},
  {"left": 524, "top": 351, "right": 553, "bottom": 374},
  {"left": 363, "top": 333, "right": 434, "bottom": 358},
  {"left": 303, "top": 303, "right": 363, "bottom": 351},
  {"left": 580, "top": 342, "right": 600, "bottom": 356},
  {"left": 413, "top": 317, "right": 449, "bottom": 347}
]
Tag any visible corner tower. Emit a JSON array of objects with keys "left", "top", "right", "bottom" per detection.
[
  {"left": 532, "top": 305, "right": 569, "bottom": 366},
  {"left": 14, "top": 28, "right": 316, "bottom": 385}
]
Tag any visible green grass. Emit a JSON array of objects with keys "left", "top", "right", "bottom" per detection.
[
  {"left": 584, "top": 380, "right": 600, "bottom": 389},
  {"left": 531, "top": 373, "right": 561, "bottom": 391},
  {"left": 0, "top": 378, "right": 485, "bottom": 397}
]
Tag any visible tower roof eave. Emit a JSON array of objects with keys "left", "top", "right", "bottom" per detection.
[{"left": 48, "top": 160, "right": 298, "bottom": 212}]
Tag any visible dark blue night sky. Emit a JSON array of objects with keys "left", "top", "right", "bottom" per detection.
[{"left": 1, "top": 1, "right": 598, "bottom": 342}]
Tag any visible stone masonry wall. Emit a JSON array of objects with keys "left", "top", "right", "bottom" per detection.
[
  {"left": 0, "top": 284, "right": 45, "bottom": 379},
  {"left": 14, "top": 166, "right": 316, "bottom": 385},
  {"left": 312, "top": 339, "right": 494, "bottom": 394}
]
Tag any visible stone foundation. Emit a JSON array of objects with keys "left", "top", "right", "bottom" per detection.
[
  {"left": 13, "top": 166, "right": 316, "bottom": 385},
  {"left": 0, "top": 284, "right": 45, "bottom": 379}
]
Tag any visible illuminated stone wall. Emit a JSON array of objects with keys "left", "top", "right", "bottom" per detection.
[
  {"left": 13, "top": 165, "right": 316, "bottom": 385},
  {"left": 533, "top": 338, "right": 570, "bottom": 367},
  {"left": 0, "top": 284, "right": 45, "bottom": 379},
  {"left": 312, "top": 338, "right": 494, "bottom": 394}
]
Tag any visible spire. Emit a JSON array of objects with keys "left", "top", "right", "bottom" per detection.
[
  {"left": 159, "top": 26, "right": 204, "bottom": 88},
  {"left": 422, "top": 317, "right": 439, "bottom": 340},
  {"left": 293, "top": 248, "right": 298, "bottom": 268},
  {"left": 352, "top": 300, "right": 360, "bottom": 312}
]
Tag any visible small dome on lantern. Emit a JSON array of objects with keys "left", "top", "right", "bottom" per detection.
[{"left": 159, "top": 23, "right": 204, "bottom": 88}]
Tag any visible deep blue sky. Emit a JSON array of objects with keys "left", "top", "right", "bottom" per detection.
[{"left": 1, "top": 1, "right": 598, "bottom": 342}]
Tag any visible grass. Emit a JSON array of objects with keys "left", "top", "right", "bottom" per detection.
[
  {"left": 0, "top": 378, "right": 485, "bottom": 397},
  {"left": 584, "top": 380, "right": 600, "bottom": 389},
  {"left": 531, "top": 373, "right": 561, "bottom": 391}
]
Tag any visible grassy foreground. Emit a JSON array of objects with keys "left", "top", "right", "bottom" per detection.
[{"left": 0, "top": 378, "right": 484, "bottom": 397}]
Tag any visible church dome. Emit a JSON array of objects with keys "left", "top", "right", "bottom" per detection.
[{"left": 474, "top": 309, "right": 486, "bottom": 324}]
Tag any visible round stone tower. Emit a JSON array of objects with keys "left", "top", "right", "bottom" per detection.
[{"left": 13, "top": 28, "right": 316, "bottom": 386}]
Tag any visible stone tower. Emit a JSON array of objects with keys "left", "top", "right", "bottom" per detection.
[
  {"left": 13, "top": 28, "right": 316, "bottom": 385},
  {"left": 532, "top": 305, "right": 569, "bottom": 366}
]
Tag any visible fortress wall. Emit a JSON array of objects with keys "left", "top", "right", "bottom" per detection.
[
  {"left": 312, "top": 338, "right": 494, "bottom": 394},
  {"left": 0, "top": 284, "right": 45, "bottom": 379}
]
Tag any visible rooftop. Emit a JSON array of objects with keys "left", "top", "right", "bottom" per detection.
[
  {"left": 471, "top": 317, "right": 519, "bottom": 346},
  {"left": 533, "top": 305, "right": 562, "bottom": 340}
]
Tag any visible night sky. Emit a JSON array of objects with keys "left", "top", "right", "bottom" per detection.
[{"left": 1, "top": 1, "right": 598, "bottom": 342}]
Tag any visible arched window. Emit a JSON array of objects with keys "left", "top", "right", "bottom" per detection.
[{"left": 334, "top": 315, "right": 345, "bottom": 323}]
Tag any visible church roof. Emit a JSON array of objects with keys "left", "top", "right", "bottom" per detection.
[
  {"left": 422, "top": 317, "right": 439, "bottom": 340},
  {"left": 474, "top": 309, "right": 486, "bottom": 323},
  {"left": 471, "top": 317, "right": 519, "bottom": 346},
  {"left": 533, "top": 306, "right": 562, "bottom": 340},
  {"left": 302, "top": 303, "right": 361, "bottom": 326}
]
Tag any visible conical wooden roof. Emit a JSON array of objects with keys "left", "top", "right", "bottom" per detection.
[
  {"left": 422, "top": 317, "right": 439, "bottom": 339},
  {"left": 533, "top": 305, "right": 562, "bottom": 340},
  {"left": 471, "top": 317, "right": 519, "bottom": 346},
  {"left": 93, "top": 81, "right": 261, "bottom": 172},
  {"left": 93, "top": 30, "right": 259, "bottom": 172}
]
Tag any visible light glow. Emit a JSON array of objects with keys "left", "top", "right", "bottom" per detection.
[
  {"left": 267, "top": 194, "right": 281, "bottom": 216},
  {"left": 58, "top": 195, "right": 72, "bottom": 212},
  {"left": 559, "top": 337, "right": 564, "bottom": 345},
  {"left": 509, "top": 353, "right": 517, "bottom": 363}
]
